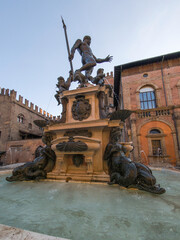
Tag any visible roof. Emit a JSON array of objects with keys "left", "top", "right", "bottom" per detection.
[{"left": 114, "top": 51, "right": 180, "bottom": 73}]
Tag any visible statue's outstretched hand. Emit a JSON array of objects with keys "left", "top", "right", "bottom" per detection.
[{"left": 105, "top": 55, "right": 113, "bottom": 62}]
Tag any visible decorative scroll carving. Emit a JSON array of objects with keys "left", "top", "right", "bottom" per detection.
[
  {"left": 72, "top": 95, "right": 91, "bottom": 121},
  {"left": 56, "top": 137, "right": 88, "bottom": 152}
]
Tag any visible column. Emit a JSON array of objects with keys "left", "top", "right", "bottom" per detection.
[
  {"left": 52, "top": 153, "right": 66, "bottom": 175},
  {"left": 84, "top": 152, "right": 93, "bottom": 174},
  {"left": 130, "top": 113, "right": 139, "bottom": 161},
  {"left": 171, "top": 132, "right": 180, "bottom": 165}
]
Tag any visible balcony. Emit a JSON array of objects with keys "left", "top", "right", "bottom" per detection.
[{"left": 135, "top": 106, "right": 172, "bottom": 119}]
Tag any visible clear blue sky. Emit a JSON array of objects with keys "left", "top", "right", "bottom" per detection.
[{"left": 1, "top": 0, "right": 180, "bottom": 116}]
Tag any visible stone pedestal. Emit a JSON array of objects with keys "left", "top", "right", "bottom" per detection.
[{"left": 46, "top": 85, "right": 124, "bottom": 182}]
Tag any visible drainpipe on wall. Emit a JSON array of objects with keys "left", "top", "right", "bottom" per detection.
[
  {"left": 161, "top": 56, "right": 168, "bottom": 106},
  {"left": 161, "top": 56, "right": 180, "bottom": 163},
  {"left": 172, "top": 109, "right": 180, "bottom": 163},
  {"left": 120, "top": 65, "right": 124, "bottom": 110},
  {"left": 119, "top": 66, "right": 126, "bottom": 142}
]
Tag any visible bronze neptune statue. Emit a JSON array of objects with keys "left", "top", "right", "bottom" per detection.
[{"left": 69, "top": 36, "right": 113, "bottom": 81}]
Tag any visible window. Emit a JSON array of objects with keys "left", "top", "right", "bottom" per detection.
[
  {"left": 28, "top": 123, "right": 32, "bottom": 130},
  {"left": 147, "top": 128, "right": 165, "bottom": 157},
  {"left": 17, "top": 114, "right": 25, "bottom": 123},
  {"left": 143, "top": 73, "right": 148, "bottom": 78},
  {"left": 150, "top": 129, "right": 161, "bottom": 134},
  {"left": 139, "top": 87, "right": 156, "bottom": 110},
  {"left": 152, "top": 140, "right": 162, "bottom": 156}
]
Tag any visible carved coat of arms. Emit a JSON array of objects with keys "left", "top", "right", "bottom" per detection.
[{"left": 72, "top": 95, "right": 91, "bottom": 121}]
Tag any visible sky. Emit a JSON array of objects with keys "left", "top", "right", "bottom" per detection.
[{"left": 1, "top": 0, "right": 180, "bottom": 116}]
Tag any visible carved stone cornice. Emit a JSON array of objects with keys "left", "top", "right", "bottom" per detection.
[{"left": 146, "top": 134, "right": 167, "bottom": 138}]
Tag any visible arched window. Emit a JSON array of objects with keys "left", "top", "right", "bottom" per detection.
[
  {"left": 139, "top": 86, "right": 156, "bottom": 110},
  {"left": 150, "top": 129, "right": 161, "bottom": 134},
  {"left": 17, "top": 114, "right": 25, "bottom": 123}
]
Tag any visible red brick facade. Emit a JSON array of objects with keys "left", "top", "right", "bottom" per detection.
[{"left": 114, "top": 52, "right": 180, "bottom": 167}]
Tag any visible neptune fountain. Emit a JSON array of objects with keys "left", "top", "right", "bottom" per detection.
[{"left": 6, "top": 19, "right": 165, "bottom": 195}]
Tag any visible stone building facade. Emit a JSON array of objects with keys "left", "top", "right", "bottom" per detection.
[
  {"left": 114, "top": 52, "right": 180, "bottom": 167},
  {"left": 0, "top": 88, "right": 53, "bottom": 165}
]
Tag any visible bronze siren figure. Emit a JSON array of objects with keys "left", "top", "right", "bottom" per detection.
[{"left": 104, "top": 127, "right": 166, "bottom": 194}]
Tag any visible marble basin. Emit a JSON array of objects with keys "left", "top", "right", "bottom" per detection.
[{"left": 0, "top": 169, "right": 180, "bottom": 240}]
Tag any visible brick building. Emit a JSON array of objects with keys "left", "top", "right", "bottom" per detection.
[
  {"left": 0, "top": 88, "right": 53, "bottom": 165},
  {"left": 114, "top": 52, "right": 180, "bottom": 167}
]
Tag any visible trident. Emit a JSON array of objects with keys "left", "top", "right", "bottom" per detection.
[{"left": 61, "top": 17, "right": 74, "bottom": 75}]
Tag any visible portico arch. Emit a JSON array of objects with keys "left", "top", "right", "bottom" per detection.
[{"left": 138, "top": 120, "right": 176, "bottom": 166}]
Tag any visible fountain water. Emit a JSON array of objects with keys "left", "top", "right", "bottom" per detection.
[
  {"left": 140, "top": 150, "right": 149, "bottom": 165},
  {"left": 0, "top": 170, "right": 180, "bottom": 240}
]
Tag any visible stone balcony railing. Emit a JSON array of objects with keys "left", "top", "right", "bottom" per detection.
[{"left": 135, "top": 106, "right": 172, "bottom": 119}]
